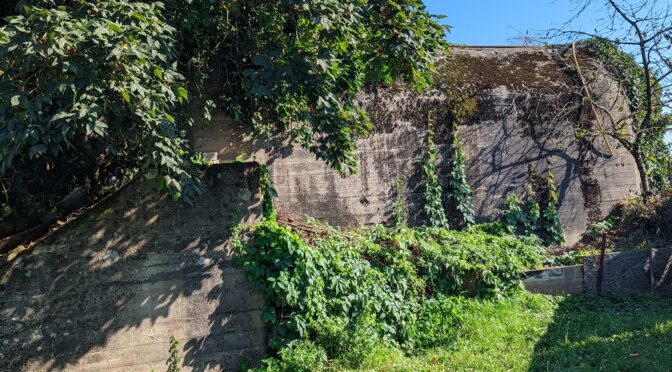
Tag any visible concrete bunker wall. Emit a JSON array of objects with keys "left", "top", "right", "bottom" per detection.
[
  {"left": 192, "top": 46, "right": 640, "bottom": 245},
  {"left": 0, "top": 164, "right": 265, "bottom": 371}
]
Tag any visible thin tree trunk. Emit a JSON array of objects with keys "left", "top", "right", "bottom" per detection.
[{"left": 633, "top": 149, "right": 651, "bottom": 199}]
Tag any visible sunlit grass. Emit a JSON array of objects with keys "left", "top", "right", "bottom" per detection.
[{"left": 338, "top": 292, "right": 672, "bottom": 371}]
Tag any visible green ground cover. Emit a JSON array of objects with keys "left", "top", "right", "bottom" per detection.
[
  {"left": 237, "top": 221, "right": 672, "bottom": 371},
  {"left": 343, "top": 293, "right": 672, "bottom": 371}
]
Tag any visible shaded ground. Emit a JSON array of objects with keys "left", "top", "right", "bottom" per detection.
[{"left": 531, "top": 295, "right": 672, "bottom": 371}]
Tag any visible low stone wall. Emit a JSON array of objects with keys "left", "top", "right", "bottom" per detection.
[
  {"left": 524, "top": 248, "right": 672, "bottom": 296},
  {"left": 0, "top": 164, "right": 266, "bottom": 371}
]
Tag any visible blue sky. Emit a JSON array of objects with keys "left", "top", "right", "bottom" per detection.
[{"left": 423, "top": 0, "right": 600, "bottom": 45}]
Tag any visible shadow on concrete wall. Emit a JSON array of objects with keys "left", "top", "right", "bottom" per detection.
[{"left": 0, "top": 164, "right": 265, "bottom": 371}]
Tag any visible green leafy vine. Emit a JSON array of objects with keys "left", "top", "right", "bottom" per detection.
[
  {"left": 422, "top": 111, "right": 449, "bottom": 228},
  {"left": 449, "top": 132, "right": 475, "bottom": 227}
]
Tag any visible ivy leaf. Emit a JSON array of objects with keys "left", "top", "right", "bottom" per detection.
[
  {"left": 29, "top": 144, "right": 47, "bottom": 159},
  {"left": 107, "top": 21, "right": 123, "bottom": 33},
  {"left": 164, "top": 113, "right": 176, "bottom": 124},
  {"left": 120, "top": 90, "right": 131, "bottom": 104},
  {"left": 176, "top": 86, "right": 188, "bottom": 104}
]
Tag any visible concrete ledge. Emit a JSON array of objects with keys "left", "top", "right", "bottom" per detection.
[
  {"left": 524, "top": 248, "right": 672, "bottom": 296},
  {"left": 524, "top": 265, "right": 584, "bottom": 295}
]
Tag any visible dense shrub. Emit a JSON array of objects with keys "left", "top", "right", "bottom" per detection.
[
  {"left": 0, "top": 0, "right": 447, "bottom": 231},
  {"left": 0, "top": 0, "right": 200, "bottom": 223},
  {"left": 234, "top": 220, "right": 545, "bottom": 368}
]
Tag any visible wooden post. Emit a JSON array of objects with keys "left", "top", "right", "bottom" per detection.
[
  {"left": 649, "top": 248, "right": 655, "bottom": 294},
  {"left": 597, "top": 232, "right": 607, "bottom": 295}
]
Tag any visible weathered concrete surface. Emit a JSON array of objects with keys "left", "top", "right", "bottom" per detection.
[
  {"left": 0, "top": 164, "right": 266, "bottom": 371},
  {"left": 522, "top": 249, "right": 672, "bottom": 297},
  {"left": 524, "top": 265, "right": 584, "bottom": 295},
  {"left": 584, "top": 248, "right": 672, "bottom": 296},
  {"left": 191, "top": 46, "right": 640, "bottom": 246}
]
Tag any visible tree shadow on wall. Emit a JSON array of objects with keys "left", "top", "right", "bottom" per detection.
[
  {"left": 0, "top": 163, "right": 264, "bottom": 371},
  {"left": 530, "top": 294, "right": 672, "bottom": 371}
]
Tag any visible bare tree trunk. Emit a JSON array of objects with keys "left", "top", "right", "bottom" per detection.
[{"left": 633, "top": 149, "right": 651, "bottom": 199}]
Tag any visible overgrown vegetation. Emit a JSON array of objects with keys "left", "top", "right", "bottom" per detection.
[
  {"left": 233, "top": 217, "right": 545, "bottom": 369},
  {"left": 588, "top": 38, "right": 671, "bottom": 192},
  {"left": 242, "top": 283, "right": 672, "bottom": 371},
  {"left": 320, "top": 293, "right": 672, "bottom": 371},
  {"left": 0, "top": 0, "right": 201, "bottom": 221},
  {"left": 541, "top": 170, "right": 565, "bottom": 245},
  {"left": 577, "top": 21, "right": 671, "bottom": 196},
  {"left": 0, "top": 0, "right": 447, "bottom": 230},
  {"left": 580, "top": 188, "right": 672, "bottom": 251}
]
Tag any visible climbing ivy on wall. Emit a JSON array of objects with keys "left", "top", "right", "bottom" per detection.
[
  {"left": 259, "top": 164, "right": 278, "bottom": 221},
  {"left": 498, "top": 169, "right": 564, "bottom": 246},
  {"left": 422, "top": 112, "right": 449, "bottom": 228},
  {"left": 541, "top": 170, "right": 564, "bottom": 246},
  {"left": 449, "top": 132, "right": 475, "bottom": 227},
  {"left": 588, "top": 39, "right": 650, "bottom": 119},
  {"left": 391, "top": 176, "right": 408, "bottom": 228},
  {"left": 503, "top": 190, "right": 540, "bottom": 237}
]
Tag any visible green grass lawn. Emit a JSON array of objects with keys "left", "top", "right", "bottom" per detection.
[{"left": 347, "top": 293, "right": 672, "bottom": 371}]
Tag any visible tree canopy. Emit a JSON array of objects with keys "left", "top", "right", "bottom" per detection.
[
  {"left": 548, "top": 0, "right": 672, "bottom": 196},
  {"left": 0, "top": 0, "right": 446, "bottom": 222}
]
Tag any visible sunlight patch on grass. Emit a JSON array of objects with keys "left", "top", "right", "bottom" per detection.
[{"left": 336, "top": 293, "right": 672, "bottom": 371}]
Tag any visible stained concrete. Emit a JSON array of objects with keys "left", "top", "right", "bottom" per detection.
[
  {"left": 584, "top": 248, "right": 672, "bottom": 296},
  {"left": 524, "top": 265, "right": 585, "bottom": 295},
  {"left": 522, "top": 248, "right": 672, "bottom": 296},
  {"left": 191, "top": 46, "right": 640, "bottom": 245},
  {"left": 0, "top": 45, "right": 645, "bottom": 371},
  {"left": 0, "top": 164, "right": 266, "bottom": 371}
]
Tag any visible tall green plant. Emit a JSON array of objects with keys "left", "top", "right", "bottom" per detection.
[
  {"left": 541, "top": 170, "right": 564, "bottom": 246},
  {"left": 503, "top": 185, "right": 539, "bottom": 237},
  {"left": 422, "top": 112, "right": 449, "bottom": 228},
  {"left": 259, "top": 164, "right": 277, "bottom": 221},
  {"left": 449, "top": 133, "right": 475, "bottom": 227},
  {"left": 167, "top": 334, "right": 181, "bottom": 372}
]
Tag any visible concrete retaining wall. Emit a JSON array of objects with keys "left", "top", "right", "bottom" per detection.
[
  {"left": 524, "top": 248, "right": 672, "bottom": 296},
  {"left": 584, "top": 248, "right": 672, "bottom": 296},
  {"left": 524, "top": 265, "right": 584, "bottom": 295},
  {"left": 191, "top": 46, "right": 640, "bottom": 245},
  {"left": 0, "top": 164, "right": 266, "bottom": 371}
]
